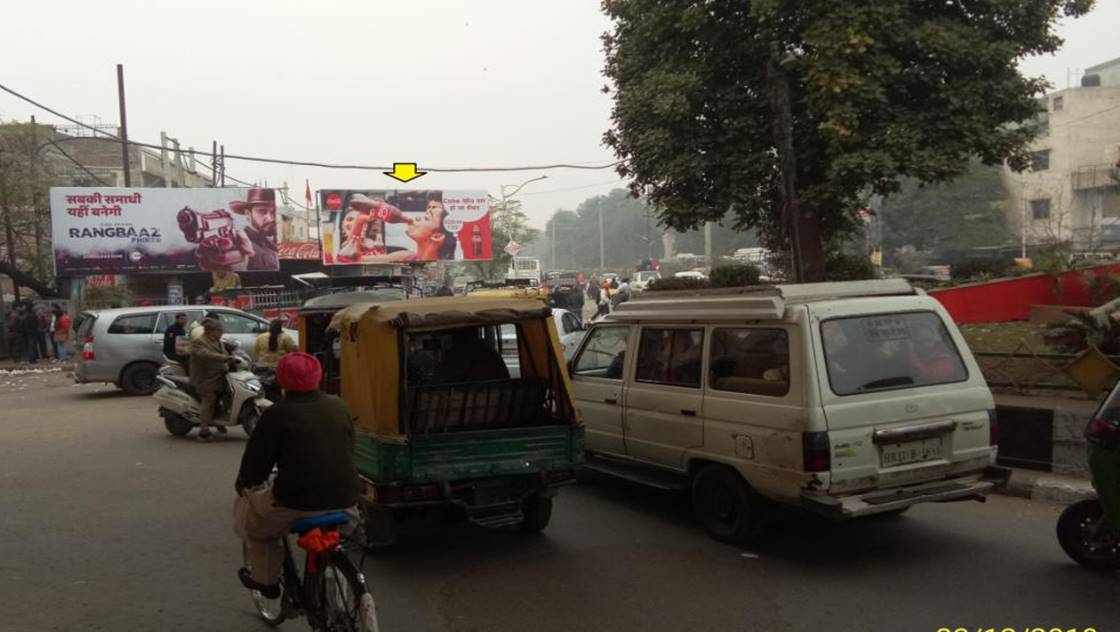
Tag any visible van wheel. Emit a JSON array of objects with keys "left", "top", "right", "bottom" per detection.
[
  {"left": 519, "top": 494, "right": 553, "bottom": 534},
  {"left": 692, "top": 465, "right": 767, "bottom": 544},
  {"left": 121, "top": 362, "right": 159, "bottom": 395}
]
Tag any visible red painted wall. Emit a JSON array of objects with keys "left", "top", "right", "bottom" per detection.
[{"left": 928, "top": 264, "right": 1120, "bottom": 324}]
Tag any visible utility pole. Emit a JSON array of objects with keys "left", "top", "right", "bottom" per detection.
[
  {"left": 598, "top": 200, "right": 605, "bottom": 270},
  {"left": 219, "top": 145, "right": 225, "bottom": 186},
  {"left": 160, "top": 132, "right": 171, "bottom": 188},
  {"left": 211, "top": 140, "right": 217, "bottom": 186},
  {"left": 116, "top": 64, "right": 131, "bottom": 187},
  {"left": 550, "top": 218, "right": 556, "bottom": 272}
]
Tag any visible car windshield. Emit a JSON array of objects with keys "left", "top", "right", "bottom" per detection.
[{"left": 820, "top": 312, "right": 968, "bottom": 396}]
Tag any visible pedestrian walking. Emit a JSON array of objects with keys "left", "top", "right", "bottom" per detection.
[
  {"left": 6, "top": 304, "right": 24, "bottom": 362},
  {"left": 34, "top": 306, "right": 50, "bottom": 360},
  {"left": 51, "top": 305, "right": 71, "bottom": 362},
  {"left": 596, "top": 282, "right": 611, "bottom": 318},
  {"left": 18, "top": 306, "right": 41, "bottom": 363}
]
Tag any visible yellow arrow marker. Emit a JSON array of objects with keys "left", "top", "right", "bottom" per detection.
[{"left": 383, "top": 162, "right": 428, "bottom": 183}]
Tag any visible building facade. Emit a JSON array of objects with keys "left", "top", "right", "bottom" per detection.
[{"left": 1005, "top": 56, "right": 1120, "bottom": 252}]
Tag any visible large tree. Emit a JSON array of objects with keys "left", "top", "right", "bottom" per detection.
[
  {"left": 0, "top": 122, "right": 56, "bottom": 298},
  {"left": 602, "top": 0, "right": 1091, "bottom": 281}
]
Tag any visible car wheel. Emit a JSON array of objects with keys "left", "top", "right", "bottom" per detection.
[
  {"left": 121, "top": 362, "right": 160, "bottom": 396},
  {"left": 692, "top": 465, "right": 768, "bottom": 544}
]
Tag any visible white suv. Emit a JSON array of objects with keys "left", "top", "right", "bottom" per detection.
[{"left": 568, "top": 279, "right": 1009, "bottom": 543}]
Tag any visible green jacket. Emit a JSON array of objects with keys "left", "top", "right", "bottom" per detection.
[{"left": 189, "top": 334, "right": 230, "bottom": 389}]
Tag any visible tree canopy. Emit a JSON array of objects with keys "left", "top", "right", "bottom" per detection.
[{"left": 601, "top": 0, "right": 1092, "bottom": 280}]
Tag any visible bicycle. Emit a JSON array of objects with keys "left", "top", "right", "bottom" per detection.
[{"left": 243, "top": 511, "right": 380, "bottom": 631}]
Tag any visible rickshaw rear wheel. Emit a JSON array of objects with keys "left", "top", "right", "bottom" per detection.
[{"left": 518, "top": 494, "right": 553, "bottom": 533}]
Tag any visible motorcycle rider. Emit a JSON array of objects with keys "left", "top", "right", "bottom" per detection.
[
  {"left": 189, "top": 319, "right": 238, "bottom": 442},
  {"left": 233, "top": 352, "right": 362, "bottom": 598}
]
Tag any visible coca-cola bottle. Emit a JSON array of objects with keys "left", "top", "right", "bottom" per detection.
[{"left": 471, "top": 225, "right": 482, "bottom": 258}]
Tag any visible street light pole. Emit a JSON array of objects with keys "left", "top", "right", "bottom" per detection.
[{"left": 598, "top": 200, "right": 605, "bottom": 270}]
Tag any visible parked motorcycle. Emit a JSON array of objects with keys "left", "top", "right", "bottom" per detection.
[
  {"left": 152, "top": 342, "right": 270, "bottom": 437},
  {"left": 1056, "top": 380, "right": 1120, "bottom": 571}
]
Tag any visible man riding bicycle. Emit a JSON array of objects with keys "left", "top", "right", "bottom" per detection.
[{"left": 234, "top": 352, "right": 362, "bottom": 599}]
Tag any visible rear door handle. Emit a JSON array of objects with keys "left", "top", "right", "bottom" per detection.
[
  {"left": 680, "top": 409, "right": 696, "bottom": 416},
  {"left": 604, "top": 397, "right": 618, "bottom": 405}
]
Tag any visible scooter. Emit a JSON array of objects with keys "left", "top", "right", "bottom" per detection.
[
  {"left": 1056, "top": 379, "right": 1120, "bottom": 571},
  {"left": 153, "top": 342, "right": 270, "bottom": 438}
]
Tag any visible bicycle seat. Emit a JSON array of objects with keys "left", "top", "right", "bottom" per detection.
[{"left": 290, "top": 512, "right": 350, "bottom": 534}]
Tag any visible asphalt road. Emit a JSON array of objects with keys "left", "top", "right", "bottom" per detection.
[{"left": 1, "top": 370, "right": 1116, "bottom": 632}]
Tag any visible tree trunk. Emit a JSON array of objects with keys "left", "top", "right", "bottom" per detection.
[
  {"left": 0, "top": 260, "right": 55, "bottom": 298},
  {"left": 765, "top": 52, "right": 826, "bottom": 282}
]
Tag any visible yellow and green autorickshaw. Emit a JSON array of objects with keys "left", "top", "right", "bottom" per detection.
[{"left": 304, "top": 295, "right": 584, "bottom": 546}]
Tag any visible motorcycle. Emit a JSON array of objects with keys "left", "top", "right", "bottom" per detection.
[
  {"left": 153, "top": 341, "right": 270, "bottom": 438},
  {"left": 1056, "top": 379, "right": 1120, "bottom": 571}
]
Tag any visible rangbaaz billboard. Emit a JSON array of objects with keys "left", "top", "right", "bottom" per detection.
[
  {"left": 318, "top": 189, "right": 491, "bottom": 265},
  {"left": 50, "top": 187, "right": 279, "bottom": 274}
]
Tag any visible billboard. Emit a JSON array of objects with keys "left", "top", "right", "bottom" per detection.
[
  {"left": 317, "top": 189, "right": 491, "bottom": 265},
  {"left": 50, "top": 187, "right": 280, "bottom": 274}
]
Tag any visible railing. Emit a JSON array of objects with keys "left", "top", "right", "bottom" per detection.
[
  {"left": 973, "top": 340, "right": 1115, "bottom": 395},
  {"left": 1070, "top": 163, "right": 1119, "bottom": 190}
]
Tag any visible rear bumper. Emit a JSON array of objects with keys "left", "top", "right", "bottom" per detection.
[{"left": 800, "top": 466, "right": 1012, "bottom": 519}]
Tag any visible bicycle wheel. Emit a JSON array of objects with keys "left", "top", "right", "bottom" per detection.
[
  {"left": 242, "top": 543, "right": 286, "bottom": 626},
  {"left": 318, "top": 550, "right": 379, "bottom": 632}
]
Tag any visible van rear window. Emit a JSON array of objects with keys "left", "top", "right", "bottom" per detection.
[{"left": 821, "top": 312, "right": 967, "bottom": 396}]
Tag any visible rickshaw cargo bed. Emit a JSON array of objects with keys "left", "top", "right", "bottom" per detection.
[{"left": 355, "top": 425, "right": 585, "bottom": 484}]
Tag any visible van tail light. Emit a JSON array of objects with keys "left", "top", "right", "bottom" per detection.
[
  {"left": 802, "top": 431, "right": 831, "bottom": 473},
  {"left": 987, "top": 409, "right": 999, "bottom": 447},
  {"left": 82, "top": 336, "right": 95, "bottom": 361}
]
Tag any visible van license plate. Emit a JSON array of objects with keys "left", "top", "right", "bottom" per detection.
[{"left": 880, "top": 438, "right": 943, "bottom": 468}]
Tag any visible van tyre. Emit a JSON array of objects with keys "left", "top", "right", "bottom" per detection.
[
  {"left": 518, "top": 494, "right": 553, "bottom": 534},
  {"left": 692, "top": 465, "right": 767, "bottom": 544},
  {"left": 163, "top": 414, "right": 194, "bottom": 437},
  {"left": 121, "top": 362, "right": 159, "bottom": 396}
]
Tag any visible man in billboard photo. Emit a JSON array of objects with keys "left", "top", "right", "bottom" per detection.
[{"left": 230, "top": 188, "right": 279, "bottom": 270}]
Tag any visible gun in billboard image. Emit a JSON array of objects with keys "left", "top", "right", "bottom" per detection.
[{"left": 177, "top": 206, "right": 254, "bottom": 270}]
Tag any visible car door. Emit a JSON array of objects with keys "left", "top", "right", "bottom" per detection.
[
  {"left": 216, "top": 311, "right": 267, "bottom": 359},
  {"left": 569, "top": 324, "right": 632, "bottom": 456},
  {"left": 105, "top": 312, "right": 161, "bottom": 367},
  {"left": 624, "top": 326, "right": 705, "bottom": 469}
]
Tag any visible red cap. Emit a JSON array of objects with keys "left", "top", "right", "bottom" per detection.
[{"left": 276, "top": 352, "right": 322, "bottom": 392}]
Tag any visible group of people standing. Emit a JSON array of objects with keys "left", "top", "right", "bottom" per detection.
[
  {"left": 5, "top": 303, "right": 70, "bottom": 364},
  {"left": 588, "top": 276, "right": 632, "bottom": 318}
]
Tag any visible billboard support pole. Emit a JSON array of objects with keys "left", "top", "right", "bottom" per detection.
[
  {"left": 211, "top": 141, "right": 217, "bottom": 187},
  {"left": 219, "top": 145, "right": 225, "bottom": 187},
  {"left": 116, "top": 64, "right": 131, "bottom": 187}
]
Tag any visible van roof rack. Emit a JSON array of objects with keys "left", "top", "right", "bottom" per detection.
[{"left": 611, "top": 279, "right": 916, "bottom": 322}]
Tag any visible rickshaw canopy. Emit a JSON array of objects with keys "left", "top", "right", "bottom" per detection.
[{"left": 327, "top": 296, "right": 578, "bottom": 438}]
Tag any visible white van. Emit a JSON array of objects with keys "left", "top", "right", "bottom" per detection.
[{"left": 568, "top": 279, "right": 1009, "bottom": 543}]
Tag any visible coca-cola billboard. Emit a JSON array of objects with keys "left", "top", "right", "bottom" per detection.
[{"left": 317, "top": 189, "right": 491, "bottom": 265}]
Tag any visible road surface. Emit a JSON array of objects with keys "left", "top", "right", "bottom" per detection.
[{"left": 0, "top": 370, "right": 1114, "bottom": 632}]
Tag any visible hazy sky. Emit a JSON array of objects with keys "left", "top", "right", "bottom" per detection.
[{"left": 1, "top": 0, "right": 1117, "bottom": 230}]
